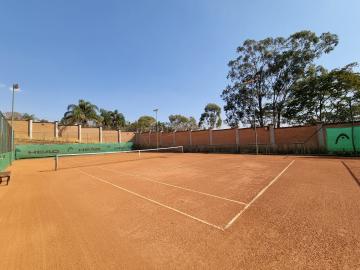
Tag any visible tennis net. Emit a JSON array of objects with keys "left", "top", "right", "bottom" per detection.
[{"left": 54, "top": 146, "right": 184, "bottom": 170}]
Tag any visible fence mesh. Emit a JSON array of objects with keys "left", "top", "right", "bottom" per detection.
[{"left": 0, "top": 111, "right": 14, "bottom": 171}]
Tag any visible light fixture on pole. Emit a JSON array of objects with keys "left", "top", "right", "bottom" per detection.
[
  {"left": 153, "top": 108, "right": 159, "bottom": 149},
  {"left": 11, "top": 83, "right": 20, "bottom": 127}
]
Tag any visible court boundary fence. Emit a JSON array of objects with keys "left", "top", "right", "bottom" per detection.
[
  {"left": 135, "top": 122, "right": 360, "bottom": 155},
  {"left": 0, "top": 111, "right": 14, "bottom": 171}
]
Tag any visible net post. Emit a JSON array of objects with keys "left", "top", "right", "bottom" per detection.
[
  {"left": 138, "top": 150, "right": 141, "bottom": 158},
  {"left": 181, "top": 146, "right": 184, "bottom": 153},
  {"left": 55, "top": 155, "right": 58, "bottom": 171}
]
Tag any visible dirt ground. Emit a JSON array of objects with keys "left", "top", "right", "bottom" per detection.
[{"left": 0, "top": 153, "right": 359, "bottom": 269}]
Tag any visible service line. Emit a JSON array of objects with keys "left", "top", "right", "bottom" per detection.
[
  {"left": 98, "top": 166, "right": 247, "bottom": 205},
  {"left": 224, "top": 159, "right": 296, "bottom": 230},
  {"left": 77, "top": 169, "right": 225, "bottom": 231}
]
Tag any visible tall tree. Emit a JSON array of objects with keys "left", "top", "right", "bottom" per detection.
[
  {"left": 168, "top": 114, "right": 198, "bottom": 131},
  {"left": 199, "top": 103, "right": 222, "bottom": 129},
  {"left": 62, "top": 99, "right": 99, "bottom": 126},
  {"left": 269, "top": 31, "right": 338, "bottom": 127},
  {"left": 100, "top": 109, "right": 126, "bottom": 130},
  {"left": 285, "top": 63, "right": 360, "bottom": 124},
  {"left": 135, "top": 115, "right": 156, "bottom": 132},
  {"left": 222, "top": 31, "right": 338, "bottom": 127}
]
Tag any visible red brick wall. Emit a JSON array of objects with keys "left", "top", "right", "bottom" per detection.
[
  {"left": 103, "top": 130, "right": 118, "bottom": 143},
  {"left": 82, "top": 128, "right": 100, "bottom": 143},
  {"left": 32, "top": 122, "right": 54, "bottom": 139},
  {"left": 160, "top": 132, "right": 174, "bottom": 146},
  {"left": 175, "top": 131, "right": 190, "bottom": 146},
  {"left": 191, "top": 130, "right": 210, "bottom": 145},
  {"left": 275, "top": 126, "right": 318, "bottom": 148},
  {"left": 121, "top": 132, "right": 135, "bottom": 143},
  {"left": 59, "top": 125, "right": 78, "bottom": 141},
  {"left": 10, "top": 120, "right": 29, "bottom": 138},
  {"left": 212, "top": 129, "right": 236, "bottom": 145}
]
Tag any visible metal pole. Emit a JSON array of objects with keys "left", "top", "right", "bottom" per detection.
[
  {"left": 254, "top": 112, "right": 258, "bottom": 155},
  {"left": 10, "top": 84, "right": 19, "bottom": 164},
  {"left": 153, "top": 108, "right": 159, "bottom": 149},
  {"left": 55, "top": 155, "right": 58, "bottom": 171},
  {"left": 11, "top": 85, "right": 15, "bottom": 127}
]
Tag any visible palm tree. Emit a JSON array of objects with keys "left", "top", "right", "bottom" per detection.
[
  {"left": 100, "top": 109, "right": 126, "bottom": 129},
  {"left": 62, "top": 99, "right": 99, "bottom": 127}
]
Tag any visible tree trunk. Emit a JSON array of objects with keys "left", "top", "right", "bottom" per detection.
[{"left": 277, "top": 112, "right": 281, "bottom": 128}]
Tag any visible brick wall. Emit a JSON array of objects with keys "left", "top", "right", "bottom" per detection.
[
  {"left": 32, "top": 122, "right": 55, "bottom": 140},
  {"left": 11, "top": 120, "right": 28, "bottom": 138}
]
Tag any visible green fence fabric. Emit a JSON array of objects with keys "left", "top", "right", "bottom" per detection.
[
  {"left": 0, "top": 152, "right": 13, "bottom": 171},
  {"left": 15, "top": 142, "right": 133, "bottom": 159},
  {"left": 0, "top": 111, "right": 14, "bottom": 171},
  {"left": 326, "top": 127, "right": 360, "bottom": 153}
]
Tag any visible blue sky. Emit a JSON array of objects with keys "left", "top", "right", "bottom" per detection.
[{"left": 0, "top": 0, "right": 359, "bottom": 124}]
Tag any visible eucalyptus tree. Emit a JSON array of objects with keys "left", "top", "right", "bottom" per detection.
[
  {"left": 222, "top": 30, "right": 339, "bottom": 127},
  {"left": 168, "top": 114, "right": 198, "bottom": 131},
  {"left": 286, "top": 63, "right": 360, "bottom": 124},
  {"left": 199, "top": 103, "right": 222, "bottom": 129}
]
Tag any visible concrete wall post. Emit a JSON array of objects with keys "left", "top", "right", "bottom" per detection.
[
  {"left": 28, "top": 120, "right": 33, "bottom": 139},
  {"left": 99, "top": 126, "right": 103, "bottom": 143},
  {"left": 78, "top": 125, "right": 82, "bottom": 142}
]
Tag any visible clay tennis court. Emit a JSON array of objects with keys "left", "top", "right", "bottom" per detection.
[{"left": 0, "top": 152, "right": 359, "bottom": 269}]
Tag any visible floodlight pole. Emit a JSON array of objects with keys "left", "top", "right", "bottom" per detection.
[
  {"left": 153, "top": 108, "right": 159, "bottom": 149},
  {"left": 10, "top": 84, "right": 20, "bottom": 164},
  {"left": 254, "top": 112, "right": 259, "bottom": 155},
  {"left": 11, "top": 84, "right": 17, "bottom": 127}
]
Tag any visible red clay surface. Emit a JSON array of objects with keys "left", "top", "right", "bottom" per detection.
[{"left": 0, "top": 153, "right": 359, "bottom": 269}]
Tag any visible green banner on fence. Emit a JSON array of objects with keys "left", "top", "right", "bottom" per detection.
[
  {"left": 15, "top": 142, "right": 133, "bottom": 159},
  {"left": 326, "top": 127, "right": 360, "bottom": 153},
  {"left": 0, "top": 110, "right": 14, "bottom": 171}
]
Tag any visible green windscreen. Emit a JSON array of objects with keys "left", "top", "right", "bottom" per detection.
[
  {"left": 15, "top": 142, "right": 133, "bottom": 159},
  {"left": 326, "top": 127, "right": 360, "bottom": 153},
  {"left": 0, "top": 111, "right": 14, "bottom": 171}
]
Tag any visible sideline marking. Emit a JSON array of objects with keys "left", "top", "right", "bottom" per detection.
[
  {"left": 98, "top": 166, "right": 247, "bottom": 205},
  {"left": 224, "top": 160, "right": 296, "bottom": 229},
  {"left": 77, "top": 169, "right": 225, "bottom": 231},
  {"left": 341, "top": 161, "right": 360, "bottom": 187}
]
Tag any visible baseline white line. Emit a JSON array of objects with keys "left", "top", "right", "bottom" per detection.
[
  {"left": 98, "top": 166, "right": 247, "bottom": 205},
  {"left": 224, "top": 160, "right": 296, "bottom": 230},
  {"left": 77, "top": 169, "right": 225, "bottom": 231}
]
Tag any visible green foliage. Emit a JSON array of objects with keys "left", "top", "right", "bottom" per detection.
[
  {"left": 62, "top": 99, "right": 100, "bottom": 127},
  {"left": 4, "top": 112, "right": 37, "bottom": 121},
  {"left": 286, "top": 63, "right": 360, "bottom": 124},
  {"left": 199, "top": 103, "right": 222, "bottom": 129},
  {"left": 222, "top": 30, "right": 339, "bottom": 127},
  {"left": 168, "top": 114, "right": 198, "bottom": 131},
  {"left": 100, "top": 109, "right": 125, "bottom": 130},
  {"left": 127, "top": 115, "right": 156, "bottom": 132}
]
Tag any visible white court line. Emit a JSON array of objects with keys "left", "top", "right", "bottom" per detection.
[
  {"left": 98, "top": 166, "right": 247, "bottom": 205},
  {"left": 224, "top": 160, "right": 296, "bottom": 230},
  {"left": 77, "top": 169, "right": 225, "bottom": 231}
]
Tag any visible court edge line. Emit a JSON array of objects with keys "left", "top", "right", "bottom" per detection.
[
  {"left": 98, "top": 166, "right": 247, "bottom": 205},
  {"left": 77, "top": 169, "right": 225, "bottom": 231},
  {"left": 341, "top": 161, "right": 360, "bottom": 187},
  {"left": 224, "top": 159, "right": 296, "bottom": 230}
]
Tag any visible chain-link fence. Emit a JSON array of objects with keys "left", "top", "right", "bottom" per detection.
[{"left": 0, "top": 111, "right": 14, "bottom": 170}]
